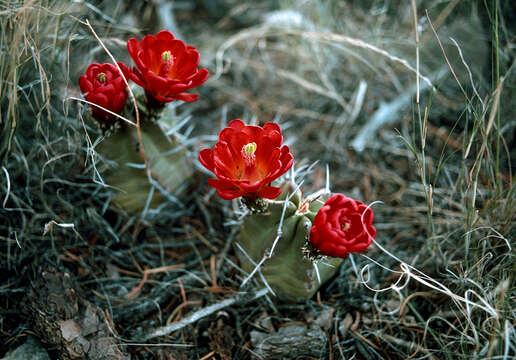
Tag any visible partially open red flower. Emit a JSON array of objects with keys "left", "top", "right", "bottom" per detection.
[
  {"left": 127, "top": 30, "right": 209, "bottom": 105},
  {"left": 79, "top": 62, "right": 130, "bottom": 123},
  {"left": 309, "top": 194, "right": 376, "bottom": 258},
  {"left": 199, "top": 119, "right": 294, "bottom": 200}
]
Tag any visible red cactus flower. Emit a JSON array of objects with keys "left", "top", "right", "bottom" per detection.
[
  {"left": 126, "top": 30, "right": 209, "bottom": 105},
  {"left": 79, "top": 62, "right": 130, "bottom": 123},
  {"left": 309, "top": 194, "right": 376, "bottom": 258},
  {"left": 199, "top": 119, "right": 294, "bottom": 200}
]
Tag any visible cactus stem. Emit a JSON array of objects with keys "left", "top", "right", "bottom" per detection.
[
  {"left": 306, "top": 188, "right": 326, "bottom": 203},
  {"left": 241, "top": 196, "right": 268, "bottom": 213},
  {"left": 238, "top": 197, "right": 291, "bottom": 288},
  {"left": 240, "top": 255, "right": 267, "bottom": 288},
  {"left": 99, "top": 118, "right": 122, "bottom": 134},
  {"left": 268, "top": 234, "right": 282, "bottom": 258},
  {"left": 302, "top": 241, "right": 328, "bottom": 262}
]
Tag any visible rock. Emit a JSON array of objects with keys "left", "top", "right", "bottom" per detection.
[
  {"left": 313, "top": 308, "right": 335, "bottom": 330},
  {"left": 338, "top": 313, "right": 353, "bottom": 338},
  {"left": 60, "top": 320, "right": 82, "bottom": 342},
  {"left": 2, "top": 335, "right": 50, "bottom": 360},
  {"left": 22, "top": 267, "right": 131, "bottom": 360},
  {"left": 250, "top": 324, "right": 326, "bottom": 359},
  {"left": 257, "top": 315, "right": 274, "bottom": 333}
]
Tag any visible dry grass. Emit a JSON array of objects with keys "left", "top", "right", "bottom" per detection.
[{"left": 1, "top": 0, "right": 514, "bottom": 359}]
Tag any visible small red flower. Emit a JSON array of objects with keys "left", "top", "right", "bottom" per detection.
[
  {"left": 127, "top": 30, "right": 209, "bottom": 105},
  {"left": 78, "top": 62, "right": 130, "bottom": 123},
  {"left": 309, "top": 194, "right": 376, "bottom": 258},
  {"left": 199, "top": 119, "right": 294, "bottom": 200}
]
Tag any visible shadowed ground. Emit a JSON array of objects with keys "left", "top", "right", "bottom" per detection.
[{"left": 1, "top": 1, "right": 514, "bottom": 359}]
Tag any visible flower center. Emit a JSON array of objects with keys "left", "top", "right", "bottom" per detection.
[
  {"left": 243, "top": 142, "right": 257, "bottom": 156},
  {"left": 161, "top": 50, "right": 172, "bottom": 62},
  {"left": 158, "top": 51, "right": 174, "bottom": 77},
  {"left": 341, "top": 222, "right": 351, "bottom": 232},
  {"left": 241, "top": 142, "right": 257, "bottom": 167},
  {"left": 97, "top": 72, "right": 107, "bottom": 83}
]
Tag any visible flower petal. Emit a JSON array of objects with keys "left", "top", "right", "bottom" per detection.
[
  {"left": 207, "top": 178, "right": 243, "bottom": 200},
  {"left": 228, "top": 119, "right": 245, "bottom": 130},
  {"left": 156, "top": 30, "right": 175, "bottom": 42},
  {"left": 198, "top": 119, "right": 293, "bottom": 201},
  {"left": 79, "top": 62, "right": 128, "bottom": 123},
  {"left": 309, "top": 194, "right": 376, "bottom": 258},
  {"left": 172, "top": 92, "right": 199, "bottom": 102},
  {"left": 199, "top": 149, "right": 214, "bottom": 171},
  {"left": 257, "top": 186, "right": 282, "bottom": 199},
  {"left": 79, "top": 76, "right": 93, "bottom": 94}
]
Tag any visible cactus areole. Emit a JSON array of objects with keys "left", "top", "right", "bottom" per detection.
[{"left": 236, "top": 183, "right": 342, "bottom": 301}]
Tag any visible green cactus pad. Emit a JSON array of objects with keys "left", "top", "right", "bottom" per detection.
[
  {"left": 236, "top": 183, "right": 342, "bottom": 301},
  {"left": 95, "top": 121, "right": 192, "bottom": 215}
]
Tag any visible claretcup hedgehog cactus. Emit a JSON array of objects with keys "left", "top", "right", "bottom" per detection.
[
  {"left": 236, "top": 183, "right": 342, "bottom": 301},
  {"left": 79, "top": 68, "right": 194, "bottom": 214},
  {"left": 78, "top": 30, "right": 209, "bottom": 214},
  {"left": 199, "top": 120, "right": 377, "bottom": 301},
  {"left": 199, "top": 119, "right": 293, "bottom": 201}
]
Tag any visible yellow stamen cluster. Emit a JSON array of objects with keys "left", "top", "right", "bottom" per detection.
[
  {"left": 161, "top": 50, "right": 172, "bottom": 62},
  {"left": 241, "top": 142, "right": 257, "bottom": 167},
  {"left": 243, "top": 142, "right": 257, "bottom": 156},
  {"left": 341, "top": 222, "right": 351, "bottom": 231},
  {"left": 97, "top": 72, "right": 107, "bottom": 83}
]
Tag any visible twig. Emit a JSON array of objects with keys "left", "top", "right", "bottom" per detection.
[
  {"left": 199, "top": 351, "right": 215, "bottom": 360},
  {"left": 141, "top": 288, "right": 269, "bottom": 341},
  {"left": 215, "top": 27, "right": 436, "bottom": 91},
  {"left": 359, "top": 239, "right": 499, "bottom": 317},
  {"left": 2, "top": 166, "right": 10, "bottom": 208},
  {"left": 68, "top": 96, "right": 135, "bottom": 126},
  {"left": 467, "top": 77, "right": 504, "bottom": 178},
  {"left": 449, "top": 38, "right": 485, "bottom": 110},
  {"left": 410, "top": 0, "right": 419, "bottom": 104},
  {"left": 425, "top": 10, "right": 461, "bottom": 87},
  {"left": 374, "top": 332, "right": 436, "bottom": 359}
]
